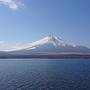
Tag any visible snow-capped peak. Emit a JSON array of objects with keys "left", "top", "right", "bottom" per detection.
[
  {"left": 25, "top": 36, "right": 66, "bottom": 50},
  {"left": 47, "top": 35, "right": 65, "bottom": 46},
  {"left": 0, "top": 36, "right": 66, "bottom": 51}
]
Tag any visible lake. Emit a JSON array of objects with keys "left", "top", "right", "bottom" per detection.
[{"left": 0, "top": 59, "right": 90, "bottom": 90}]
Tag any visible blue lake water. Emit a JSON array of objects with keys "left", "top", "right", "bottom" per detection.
[{"left": 0, "top": 59, "right": 90, "bottom": 90}]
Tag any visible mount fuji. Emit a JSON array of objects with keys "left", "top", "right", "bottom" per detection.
[
  {"left": 0, "top": 36, "right": 90, "bottom": 58},
  {"left": 9, "top": 36, "right": 90, "bottom": 55}
]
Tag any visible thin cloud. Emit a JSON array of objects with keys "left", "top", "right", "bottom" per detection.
[
  {"left": 0, "top": 0, "right": 24, "bottom": 10},
  {"left": 0, "top": 42, "right": 30, "bottom": 51}
]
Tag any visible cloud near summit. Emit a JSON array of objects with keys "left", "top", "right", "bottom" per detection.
[{"left": 0, "top": 0, "right": 24, "bottom": 10}]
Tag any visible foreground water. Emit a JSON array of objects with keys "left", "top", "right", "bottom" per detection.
[{"left": 0, "top": 59, "right": 90, "bottom": 90}]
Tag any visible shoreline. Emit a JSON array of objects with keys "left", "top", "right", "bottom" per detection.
[{"left": 0, "top": 53, "right": 90, "bottom": 59}]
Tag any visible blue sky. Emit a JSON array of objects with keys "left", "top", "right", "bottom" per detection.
[{"left": 0, "top": 0, "right": 90, "bottom": 48}]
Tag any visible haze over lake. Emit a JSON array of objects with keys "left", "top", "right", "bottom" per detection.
[{"left": 0, "top": 59, "right": 90, "bottom": 90}]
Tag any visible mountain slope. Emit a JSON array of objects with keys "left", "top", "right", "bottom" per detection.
[{"left": 9, "top": 36, "right": 90, "bottom": 55}]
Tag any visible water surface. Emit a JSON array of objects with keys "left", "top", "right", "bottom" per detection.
[{"left": 0, "top": 59, "right": 90, "bottom": 90}]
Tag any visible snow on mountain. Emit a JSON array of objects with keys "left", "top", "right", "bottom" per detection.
[
  {"left": 8, "top": 36, "right": 90, "bottom": 55},
  {"left": 0, "top": 36, "right": 66, "bottom": 51},
  {"left": 0, "top": 35, "right": 89, "bottom": 53},
  {"left": 25, "top": 36, "right": 66, "bottom": 50},
  {"left": 0, "top": 36, "right": 90, "bottom": 58}
]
